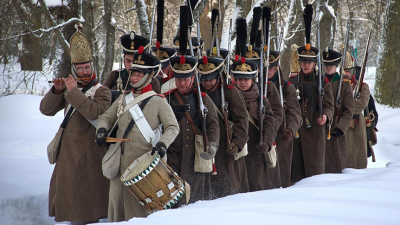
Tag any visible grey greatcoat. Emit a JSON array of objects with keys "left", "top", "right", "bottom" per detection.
[
  {"left": 40, "top": 84, "right": 111, "bottom": 223},
  {"left": 269, "top": 74, "right": 302, "bottom": 188},
  {"left": 289, "top": 71, "right": 334, "bottom": 183},
  {"left": 325, "top": 73, "right": 353, "bottom": 173},
  {"left": 346, "top": 82, "right": 370, "bottom": 169},
  {"left": 166, "top": 88, "right": 219, "bottom": 204},
  {"left": 96, "top": 89, "right": 179, "bottom": 222},
  {"left": 240, "top": 83, "right": 277, "bottom": 191},
  {"left": 203, "top": 83, "right": 250, "bottom": 198}
]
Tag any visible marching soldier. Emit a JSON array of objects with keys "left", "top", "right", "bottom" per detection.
[
  {"left": 233, "top": 56, "right": 277, "bottom": 191},
  {"left": 267, "top": 50, "right": 302, "bottom": 188},
  {"left": 40, "top": 24, "right": 111, "bottom": 224},
  {"left": 103, "top": 31, "right": 161, "bottom": 96},
  {"left": 198, "top": 55, "right": 250, "bottom": 198},
  {"left": 289, "top": 5, "right": 334, "bottom": 183},
  {"left": 96, "top": 46, "right": 179, "bottom": 222},
  {"left": 165, "top": 5, "right": 219, "bottom": 204},
  {"left": 322, "top": 48, "right": 353, "bottom": 173},
  {"left": 343, "top": 52, "right": 370, "bottom": 169}
]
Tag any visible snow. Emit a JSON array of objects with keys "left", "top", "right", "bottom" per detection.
[{"left": 1, "top": 68, "right": 400, "bottom": 225}]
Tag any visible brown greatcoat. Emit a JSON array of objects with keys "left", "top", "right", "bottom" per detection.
[
  {"left": 239, "top": 83, "right": 277, "bottom": 191},
  {"left": 202, "top": 83, "right": 249, "bottom": 199},
  {"left": 40, "top": 84, "right": 111, "bottom": 223},
  {"left": 166, "top": 88, "right": 219, "bottom": 204},
  {"left": 104, "top": 69, "right": 161, "bottom": 93},
  {"left": 325, "top": 73, "right": 353, "bottom": 173},
  {"left": 96, "top": 87, "right": 179, "bottom": 222},
  {"left": 289, "top": 71, "right": 334, "bottom": 183},
  {"left": 269, "top": 74, "right": 302, "bottom": 188},
  {"left": 346, "top": 82, "right": 370, "bottom": 169}
]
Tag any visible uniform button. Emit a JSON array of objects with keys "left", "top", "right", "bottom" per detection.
[
  {"left": 186, "top": 145, "right": 188, "bottom": 147},
  {"left": 187, "top": 129, "right": 189, "bottom": 132},
  {"left": 187, "top": 136, "right": 189, "bottom": 139},
  {"left": 187, "top": 121, "right": 189, "bottom": 123}
]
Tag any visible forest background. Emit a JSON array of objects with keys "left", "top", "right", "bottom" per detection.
[{"left": 0, "top": 0, "right": 399, "bottom": 107}]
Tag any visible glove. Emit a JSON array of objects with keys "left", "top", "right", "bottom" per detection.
[
  {"left": 226, "top": 142, "right": 239, "bottom": 155},
  {"left": 200, "top": 142, "right": 217, "bottom": 160},
  {"left": 331, "top": 128, "right": 344, "bottom": 137},
  {"left": 151, "top": 142, "right": 167, "bottom": 158},
  {"left": 96, "top": 128, "right": 108, "bottom": 147},
  {"left": 281, "top": 128, "right": 293, "bottom": 140},
  {"left": 255, "top": 142, "right": 270, "bottom": 153}
]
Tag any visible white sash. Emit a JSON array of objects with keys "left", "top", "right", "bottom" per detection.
[
  {"left": 65, "top": 83, "right": 103, "bottom": 128},
  {"left": 125, "top": 92, "right": 162, "bottom": 147}
]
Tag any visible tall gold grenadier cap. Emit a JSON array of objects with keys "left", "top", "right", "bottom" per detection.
[{"left": 70, "top": 23, "right": 92, "bottom": 64}]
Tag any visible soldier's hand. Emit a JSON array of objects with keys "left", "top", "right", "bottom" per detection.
[
  {"left": 63, "top": 74, "right": 78, "bottom": 92},
  {"left": 226, "top": 142, "right": 239, "bottom": 155},
  {"left": 255, "top": 142, "right": 270, "bottom": 153},
  {"left": 200, "top": 142, "right": 217, "bottom": 160},
  {"left": 317, "top": 115, "right": 327, "bottom": 125},
  {"left": 331, "top": 128, "right": 344, "bottom": 137},
  {"left": 53, "top": 79, "right": 65, "bottom": 94},
  {"left": 96, "top": 128, "right": 108, "bottom": 147},
  {"left": 151, "top": 142, "right": 167, "bottom": 158},
  {"left": 281, "top": 128, "right": 293, "bottom": 140}
]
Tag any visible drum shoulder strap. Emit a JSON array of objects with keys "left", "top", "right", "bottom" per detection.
[{"left": 122, "top": 96, "right": 153, "bottom": 139}]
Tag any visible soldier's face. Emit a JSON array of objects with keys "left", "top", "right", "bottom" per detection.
[
  {"left": 324, "top": 64, "right": 337, "bottom": 75},
  {"left": 75, "top": 62, "right": 92, "bottom": 78},
  {"left": 201, "top": 78, "right": 217, "bottom": 90},
  {"left": 130, "top": 70, "right": 145, "bottom": 85},
  {"left": 343, "top": 70, "right": 352, "bottom": 80},
  {"left": 268, "top": 66, "right": 277, "bottom": 79},
  {"left": 176, "top": 76, "right": 194, "bottom": 93},
  {"left": 236, "top": 77, "right": 253, "bottom": 91},
  {"left": 124, "top": 54, "right": 134, "bottom": 71},
  {"left": 300, "top": 61, "right": 316, "bottom": 75}
]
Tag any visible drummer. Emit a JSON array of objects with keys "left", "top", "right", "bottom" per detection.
[{"left": 96, "top": 46, "right": 179, "bottom": 222}]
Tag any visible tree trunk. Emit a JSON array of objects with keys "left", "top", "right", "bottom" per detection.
[
  {"left": 135, "top": 0, "right": 150, "bottom": 39},
  {"left": 375, "top": 1, "right": 400, "bottom": 107},
  {"left": 101, "top": 0, "right": 115, "bottom": 83}
]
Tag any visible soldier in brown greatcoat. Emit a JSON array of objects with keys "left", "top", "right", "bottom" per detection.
[
  {"left": 343, "top": 52, "right": 370, "bottom": 169},
  {"left": 322, "top": 48, "right": 353, "bottom": 173},
  {"left": 103, "top": 31, "right": 161, "bottom": 96},
  {"left": 165, "top": 6, "right": 219, "bottom": 205},
  {"left": 267, "top": 50, "right": 302, "bottom": 188},
  {"left": 232, "top": 56, "right": 277, "bottom": 191},
  {"left": 198, "top": 54, "right": 249, "bottom": 198},
  {"left": 40, "top": 25, "right": 111, "bottom": 224}
]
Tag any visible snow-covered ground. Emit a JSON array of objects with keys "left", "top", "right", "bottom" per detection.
[{"left": 1, "top": 67, "right": 400, "bottom": 225}]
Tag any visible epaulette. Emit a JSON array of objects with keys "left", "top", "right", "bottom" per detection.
[
  {"left": 156, "top": 94, "right": 165, "bottom": 98},
  {"left": 227, "top": 84, "right": 234, "bottom": 90},
  {"left": 267, "top": 81, "right": 272, "bottom": 84},
  {"left": 363, "top": 82, "right": 367, "bottom": 85},
  {"left": 289, "top": 74, "right": 297, "bottom": 78},
  {"left": 164, "top": 88, "right": 177, "bottom": 96},
  {"left": 325, "top": 77, "right": 329, "bottom": 83},
  {"left": 287, "top": 81, "right": 292, "bottom": 86},
  {"left": 194, "top": 89, "right": 207, "bottom": 97}
]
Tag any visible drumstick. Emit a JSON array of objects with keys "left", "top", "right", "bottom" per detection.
[
  {"left": 48, "top": 77, "right": 91, "bottom": 83},
  {"left": 106, "top": 137, "right": 133, "bottom": 143}
]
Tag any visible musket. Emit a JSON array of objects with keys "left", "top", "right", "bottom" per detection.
[
  {"left": 226, "top": 19, "right": 232, "bottom": 82},
  {"left": 259, "top": 13, "right": 266, "bottom": 145},
  {"left": 263, "top": 22, "right": 271, "bottom": 98},
  {"left": 334, "top": 20, "right": 350, "bottom": 127},
  {"left": 148, "top": 0, "right": 157, "bottom": 53},
  {"left": 354, "top": 24, "right": 372, "bottom": 100},
  {"left": 316, "top": 22, "right": 324, "bottom": 120},
  {"left": 277, "top": 22, "right": 286, "bottom": 132},
  {"left": 196, "top": 1, "right": 203, "bottom": 58}
]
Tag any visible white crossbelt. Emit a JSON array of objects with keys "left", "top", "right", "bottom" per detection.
[{"left": 125, "top": 92, "right": 162, "bottom": 147}]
